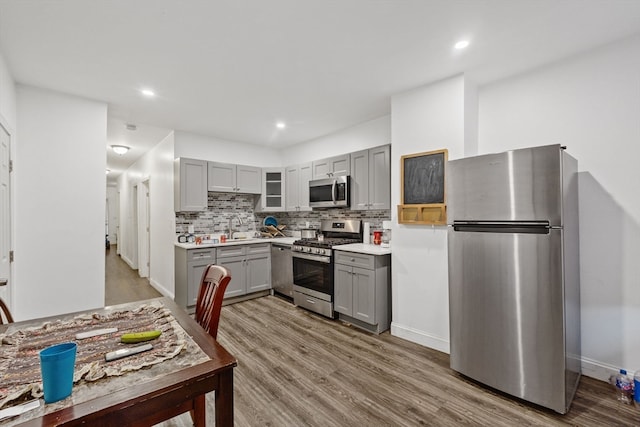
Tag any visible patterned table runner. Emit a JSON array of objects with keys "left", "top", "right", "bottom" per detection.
[{"left": 0, "top": 301, "right": 210, "bottom": 411}]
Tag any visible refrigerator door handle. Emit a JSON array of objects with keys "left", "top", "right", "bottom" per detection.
[{"left": 452, "top": 220, "right": 551, "bottom": 234}]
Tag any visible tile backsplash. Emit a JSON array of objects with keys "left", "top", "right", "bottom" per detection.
[{"left": 176, "top": 193, "right": 391, "bottom": 236}]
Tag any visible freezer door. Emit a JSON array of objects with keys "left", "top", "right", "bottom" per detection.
[
  {"left": 447, "top": 144, "right": 563, "bottom": 224},
  {"left": 448, "top": 227, "right": 568, "bottom": 413}
]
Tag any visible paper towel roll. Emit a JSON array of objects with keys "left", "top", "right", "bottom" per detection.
[{"left": 363, "top": 222, "right": 370, "bottom": 244}]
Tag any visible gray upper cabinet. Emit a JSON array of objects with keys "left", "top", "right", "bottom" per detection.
[
  {"left": 174, "top": 158, "right": 208, "bottom": 212},
  {"left": 312, "top": 154, "right": 350, "bottom": 179},
  {"left": 285, "top": 162, "right": 312, "bottom": 212},
  {"left": 208, "top": 161, "right": 262, "bottom": 194},
  {"left": 350, "top": 144, "right": 390, "bottom": 211},
  {"left": 237, "top": 165, "right": 262, "bottom": 193}
]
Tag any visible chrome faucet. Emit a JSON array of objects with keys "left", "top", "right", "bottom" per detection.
[{"left": 228, "top": 215, "right": 244, "bottom": 238}]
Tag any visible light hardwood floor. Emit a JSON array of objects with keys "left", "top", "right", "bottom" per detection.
[
  {"left": 105, "top": 245, "right": 161, "bottom": 306},
  {"left": 106, "top": 249, "right": 640, "bottom": 426}
]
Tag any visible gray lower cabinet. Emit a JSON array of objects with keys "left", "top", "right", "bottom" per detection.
[
  {"left": 175, "top": 247, "right": 216, "bottom": 312},
  {"left": 334, "top": 251, "right": 391, "bottom": 334},
  {"left": 217, "top": 243, "right": 271, "bottom": 298}
]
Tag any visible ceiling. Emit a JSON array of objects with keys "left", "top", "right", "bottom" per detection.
[{"left": 1, "top": 0, "right": 639, "bottom": 182}]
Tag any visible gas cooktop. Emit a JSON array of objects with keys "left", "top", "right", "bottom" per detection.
[{"left": 292, "top": 237, "right": 361, "bottom": 248}]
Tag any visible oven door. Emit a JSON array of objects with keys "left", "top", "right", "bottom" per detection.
[{"left": 292, "top": 252, "right": 334, "bottom": 299}]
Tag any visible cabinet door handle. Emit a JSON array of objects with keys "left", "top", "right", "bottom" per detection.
[
  {"left": 306, "top": 299, "right": 316, "bottom": 304},
  {"left": 0, "top": 278, "right": 7, "bottom": 286}
]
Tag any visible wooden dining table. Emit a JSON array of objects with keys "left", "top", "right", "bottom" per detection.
[{"left": 0, "top": 297, "right": 237, "bottom": 427}]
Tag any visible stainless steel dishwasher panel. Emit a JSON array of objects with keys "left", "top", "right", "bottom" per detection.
[{"left": 271, "top": 244, "right": 294, "bottom": 298}]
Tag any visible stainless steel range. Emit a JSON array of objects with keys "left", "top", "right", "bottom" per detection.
[{"left": 292, "top": 219, "right": 362, "bottom": 318}]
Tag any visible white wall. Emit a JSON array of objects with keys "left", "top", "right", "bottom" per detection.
[
  {"left": 281, "top": 115, "right": 391, "bottom": 166},
  {"left": 15, "top": 85, "right": 106, "bottom": 320},
  {"left": 478, "top": 34, "right": 640, "bottom": 380},
  {"left": 0, "top": 49, "right": 16, "bottom": 313},
  {"left": 389, "top": 75, "right": 466, "bottom": 352},
  {"left": 174, "top": 131, "right": 281, "bottom": 167},
  {"left": 0, "top": 53, "right": 16, "bottom": 132},
  {"left": 117, "top": 131, "right": 176, "bottom": 297}
]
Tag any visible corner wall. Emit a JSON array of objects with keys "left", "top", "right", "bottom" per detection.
[
  {"left": 174, "top": 131, "right": 281, "bottom": 167},
  {"left": 478, "top": 34, "right": 640, "bottom": 380},
  {"left": 15, "top": 85, "right": 106, "bottom": 320},
  {"left": 117, "top": 131, "right": 175, "bottom": 298},
  {"left": 281, "top": 115, "right": 390, "bottom": 166},
  {"left": 0, "top": 49, "right": 16, "bottom": 313},
  {"left": 389, "top": 75, "right": 466, "bottom": 352}
]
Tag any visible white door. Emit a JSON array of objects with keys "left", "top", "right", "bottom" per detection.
[
  {"left": 138, "top": 179, "right": 150, "bottom": 278},
  {"left": 0, "top": 124, "right": 11, "bottom": 307}
]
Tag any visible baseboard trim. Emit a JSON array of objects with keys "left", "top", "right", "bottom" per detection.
[
  {"left": 390, "top": 323, "right": 616, "bottom": 383},
  {"left": 390, "top": 322, "right": 450, "bottom": 354},
  {"left": 581, "top": 356, "right": 619, "bottom": 382},
  {"left": 149, "top": 278, "right": 173, "bottom": 300},
  {"left": 121, "top": 255, "right": 135, "bottom": 270}
]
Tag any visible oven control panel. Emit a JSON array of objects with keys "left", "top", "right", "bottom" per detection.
[{"left": 292, "top": 245, "right": 331, "bottom": 257}]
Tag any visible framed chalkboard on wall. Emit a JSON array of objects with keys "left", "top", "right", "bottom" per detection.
[{"left": 398, "top": 149, "right": 448, "bottom": 225}]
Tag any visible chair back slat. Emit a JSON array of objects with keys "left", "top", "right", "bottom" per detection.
[
  {"left": 194, "top": 265, "right": 231, "bottom": 339},
  {"left": 0, "top": 297, "right": 14, "bottom": 325}
]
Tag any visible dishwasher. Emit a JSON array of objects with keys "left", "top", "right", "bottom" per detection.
[{"left": 271, "top": 243, "right": 294, "bottom": 300}]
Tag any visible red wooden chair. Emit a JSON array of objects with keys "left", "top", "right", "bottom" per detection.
[
  {"left": 157, "top": 265, "right": 232, "bottom": 425},
  {"left": 195, "top": 264, "right": 232, "bottom": 339},
  {"left": 0, "top": 297, "right": 13, "bottom": 324}
]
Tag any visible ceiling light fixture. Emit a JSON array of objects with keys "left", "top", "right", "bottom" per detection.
[
  {"left": 111, "top": 145, "right": 130, "bottom": 155},
  {"left": 140, "top": 89, "right": 155, "bottom": 97},
  {"left": 454, "top": 40, "right": 470, "bottom": 50},
  {"left": 276, "top": 122, "right": 286, "bottom": 129}
]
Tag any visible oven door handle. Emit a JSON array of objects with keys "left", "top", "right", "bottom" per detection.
[{"left": 292, "top": 252, "right": 331, "bottom": 264}]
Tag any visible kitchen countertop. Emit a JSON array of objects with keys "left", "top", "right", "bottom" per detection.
[
  {"left": 334, "top": 243, "right": 392, "bottom": 255},
  {"left": 175, "top": 237, "right": 297, "bottom": 249}
]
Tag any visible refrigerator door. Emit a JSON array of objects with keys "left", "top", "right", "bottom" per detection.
[
  {"left": 447, "top": 144, "right": 563, "bottom": 225},
  {"left": 448, "top": 227, "right": 567, "bottom": 413}
]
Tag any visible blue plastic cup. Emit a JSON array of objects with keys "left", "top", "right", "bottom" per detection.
[{"left": 39, "top": 342, "right": 77, "bottom": 403}]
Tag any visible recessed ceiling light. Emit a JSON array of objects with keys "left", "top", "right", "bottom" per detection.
[
  {"left": 111, "top": 145, "right": 130, "bottom": 155},
  {"left": 140, "top": 89, "right": 155, "bottom": 97},
  {"left": 454, "top": 40, "right": 470, "bottom": 50},
  {"left": 276, "top": 122, "right": 286, "bottom": 129}
]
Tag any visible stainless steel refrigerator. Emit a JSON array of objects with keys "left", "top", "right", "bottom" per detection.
[{"left": 447, "top": 144, "right": 581, "bottom": 414}]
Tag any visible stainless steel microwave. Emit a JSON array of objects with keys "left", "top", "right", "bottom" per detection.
[{"left": 309, "top": 176, "right": 350, "bottom": 208}]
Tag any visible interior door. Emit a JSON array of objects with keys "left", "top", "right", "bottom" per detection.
[{"left": 0, "top": 124, "right": 10, "bottom": 307}]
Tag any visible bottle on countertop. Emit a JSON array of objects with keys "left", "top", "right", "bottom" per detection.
[{"left": 612, "top": 369, "right": 634, "bottom": 404}]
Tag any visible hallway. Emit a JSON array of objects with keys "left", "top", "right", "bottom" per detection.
[{"left": 105, "top": 245, "right": 161, "bottom": 306}]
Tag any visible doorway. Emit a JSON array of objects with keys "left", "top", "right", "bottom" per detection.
[
  {"left": 0, "top": 123, "right": 11, "bottom": 310},
  {"left": 138, "top": 179, "right": 150, "bottom": 278}
]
